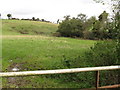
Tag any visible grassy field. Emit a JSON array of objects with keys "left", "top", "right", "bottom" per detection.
[
  {"left": 2, "top": 20, "right": 96, "bottom": 88},
  {"left": 2, "top": 35, "right": 95, "bottom": 88},
  {"left": 2, "top": 20, "right": 58, "bottom": 35}
]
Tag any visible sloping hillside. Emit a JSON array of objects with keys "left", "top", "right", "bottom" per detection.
[
  {"left": 2, "top": 20, "right": 58, "bottom": 35},
  {"left": 2, "top": 35, "right": 95, "bottom": 88},
  {"left": 2, "top": 19, "right": 97, "bottom": 88}
]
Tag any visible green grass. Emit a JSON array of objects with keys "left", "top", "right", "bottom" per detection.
[
  {"left": 2, "top": 19, "right": 96, "bottom": 88},
  {"left": 2, "top": 19, "right": 58, "bottom": 35},
  {"left": 2, "top": 36, "right": 95, "bottom": 88}
]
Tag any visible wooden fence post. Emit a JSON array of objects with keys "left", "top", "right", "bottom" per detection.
[{"left": 96, "top": 71, "right": 100, "bottom": 90}]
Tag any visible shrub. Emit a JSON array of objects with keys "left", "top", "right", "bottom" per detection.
[
  {"left": 83, "top": 30, "right": 94, "bottom": 40},
  {"left": 73, "top": 40, "right": 120, "bottom": 86},
  {"left": 84, "top": 41, "right": 119, "bottom": 66},
  {"left": 57, "top": 19, "right": 84, "bottom": 38}
]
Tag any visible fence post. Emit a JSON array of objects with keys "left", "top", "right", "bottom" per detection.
[{"left": 96, "top": 71, "right": 100, "bottom": 90}]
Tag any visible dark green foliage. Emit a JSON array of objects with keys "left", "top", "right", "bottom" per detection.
[
  {"left": 57, "top": 11, "right": 110, "bottom": 39},
  {"left": 83, "top": 16, "right": 97, "bottom": 39},
  {"left": 83, "top": 38, "right": 120, "bottom": 86},
  {"left": 63, "top": 15, "right": 70, "bottom": 20},
  {"left": 32, "top": 17, "right": 35, "bottom": 21},
  {"left": 36, "top": 18, "right": 40, "bottom": 21},
  {"left": 41, "top": 19, "right": 45, "bottom": 22},
  {"left": 112, "top": 12, "right": 120, "bottom": 39},
  {"left": 83, "top": 31, "right": 94, "bottom": 40},
  {"left": 98, "top": 11, "right": 108, "bottom": 22},
  {"left": 92, "top": 11, "right": 109, "bottom": 40},
  {"left": 57, "top": 10, "right": 119, "bottom": 40},
  {"left": 57, "top": 18, "right": 84, "bottom": 38},
  {"left": 106, "top": 12, "right": 120, "bottom": 39},
  {"left": 84, "top": 41, "right": 119, "bottom": 66},
  {"left": 60, "top": 40, "right": 120, "bottom": 87},
  {"left": 7, "top": 14, "right": 12, "bottom": 19},
  {"left": 100, "top": 70, "right": 119, "bottom": 87},
  {"left": 77, "top": 13, "right": 87, "bottom": 22}
]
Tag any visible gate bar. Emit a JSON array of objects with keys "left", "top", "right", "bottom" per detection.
[{"left": 0, "top": 65, "right": 119, "bottom": 77}]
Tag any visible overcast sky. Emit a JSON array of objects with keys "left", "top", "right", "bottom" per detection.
[{"left": 1, "top": 0, "right": 111, "bottom": 23}]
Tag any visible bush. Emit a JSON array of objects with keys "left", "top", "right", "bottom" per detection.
[
  {"left": 83, "top": 30, "right": 94, "bottom": 40},
  {"left": 72, "top": 40, "right": 120, "bottom": 86},
  {"left": 84, "top": 41, "right": 119, "bottom": 66},
  {"left": 57, "top": 19, "right": 84, "bottom": 38}
]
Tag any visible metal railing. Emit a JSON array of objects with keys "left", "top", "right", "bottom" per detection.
[{"left": 1, "top": 65, "right": 120, "bottom": 89}]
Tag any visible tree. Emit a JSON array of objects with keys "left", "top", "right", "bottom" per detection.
[
  {"left": 77, "top": 13, "right": 87, "bottom": 22},
  {"left": 98, "top": 11, "right": 109, "bottom": 39},
  {"left": 98, "top": 11, "right": 108, "bottom": 22},
  {"left": 41, "top": 19, "right": 45, "bottom": 22},
  {"left": 85, "top": 11, "right": 109, "bottom": 39},
  {"left": 57, "top": 19, "right": 59, "bottom": 24},
  {"left": 0, "top": 13, "right": 1, "bottom": 19},
  {"left": 77, "top": 13, "right": 87, "bottom": 35},
  {"left": 36, "top": 18, "right": 40, "bottom": 21},
  {"left": 95, "top": 0, "right": 120, "bottom": 39},
  {"left": 83, "top": 16, "right": 97, "bottom": 39},
  {"left": 57, "top": 18, "right": 84, "bottom": 37},
  {"left": 85, "top": 16, "right": 97, "bottom": 30},
  {"left": 32, "top": 17, "right": 35, "bottom": 21},
  {"left": 7, "top": 14, "right": 12, "bottom": 19},
  {"left": 64, "top": 15, "right": 70, "bottom": 20}
]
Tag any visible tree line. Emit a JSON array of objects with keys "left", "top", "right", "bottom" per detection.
[
  {"left": 56, "top": 10, "right": 120, "bottom": 40},
  {"left": 6, "top": 14, "right": 52, "bottom": 23}
]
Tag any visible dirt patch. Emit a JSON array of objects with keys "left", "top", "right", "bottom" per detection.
[{"left": 6, "top": 62, "right": 31, "bottom": 88}]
